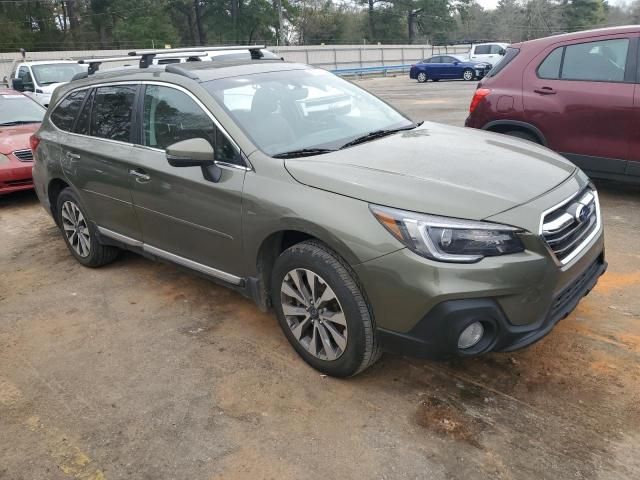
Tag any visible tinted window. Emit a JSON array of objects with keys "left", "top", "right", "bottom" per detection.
[
  {"left": 50, "top": 90, "right": 87, "bottom": 131},
  {"left": 74, "top": 89, "right": 94, "bottom": 135},
  {"left": 537, "top": 48, "right": 563, "bottom": 79},
  {"left": 562, "top": 39, "right": 628, "bottom": 82},
  {"left": 490, "top": 45, "right": 504, "bottom": 54},
  {"left": 474, "top": 45, "right": 491, "bottom": 55},
  {"left": 142, "top": 85, "right": 239, "bottom": 164},
  {"left": 430, "top": 56, "right": 442, "bottom": 63},
  {"left": 91, "top": 85, "right": 136, "bottom": 142},
  {"left": 442, "top": 56, "right": 458, "bottom": 63}
]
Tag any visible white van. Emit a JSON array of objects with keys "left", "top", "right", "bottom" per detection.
[
  {"left": 3, "top": 60, "right": 87, "bottom": 107},
  {"left": 468, "top": 43, "right": 509, "bottom": 65}
]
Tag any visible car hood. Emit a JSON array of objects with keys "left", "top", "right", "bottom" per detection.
[
  {"left": 40, "top": 82, "right": 65, "bottom": 93},
  {"left": 284, "top": 123, "right": 576, "bottom": 221},
  {"left": 0, "top": 123, "right": 40, "bottom": 154}
]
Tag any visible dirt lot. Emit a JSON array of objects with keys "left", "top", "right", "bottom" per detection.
[{"left": 1, "top": 76, "right": 640, "bottom": 480}]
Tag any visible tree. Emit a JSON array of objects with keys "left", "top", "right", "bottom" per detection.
[{"left": 564, "top": 0, "right": 606, "bottom": 31}]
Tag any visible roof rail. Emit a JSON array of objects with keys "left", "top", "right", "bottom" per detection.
[
  {"left": 129, "top": 45, "right": 267, "bottom": 67},
  {"left": 164, "top": 64, "right": 200, "bottom": 80}
]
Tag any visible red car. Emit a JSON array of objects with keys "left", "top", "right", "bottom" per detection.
[
  {"left": 0, "top": 88, "right": 46, "bottom": 194},
  {"left": 465, "top": 26, "right": 640, "bottom": 184}
]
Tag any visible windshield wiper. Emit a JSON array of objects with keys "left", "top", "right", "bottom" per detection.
[
  {"left": 272, "top": 148, "right": 336, "bottom": 159},
  {"left": 0, "top": 120, "right": 40, "bottom": 126},
  {"left": 339, "top": 123, "right": 421, "bottom": 150}
]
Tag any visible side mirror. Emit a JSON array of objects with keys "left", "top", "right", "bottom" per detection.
[
  {"left": 12, "top": 78, "right": 25, "bottom": 92},
  {"left": 499, "top": 48, "right": 506, "bottom": 56},
  {"left": 166, "top": 138, "right": 222, "bottom": 183},
  {"left": 453, "top": 61, "right": 459, "bottom": 65}
]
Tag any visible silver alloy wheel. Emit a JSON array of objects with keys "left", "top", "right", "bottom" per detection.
[
  {"left": 280, "top": 268, "right": 348, "bottom": 361},
  {"left": 417, "top": 72, "right": 427, "bottom": 83},
  {"left": 61, "top": 200, "right": 91, "bottom": 258},
  {"left": 463, "top": 69, "right": 474, "bottom": 80}
]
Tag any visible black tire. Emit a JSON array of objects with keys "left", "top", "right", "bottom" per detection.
[
  {"left": 271, "top": 240, "right": 381, "bottom": 377},
  {"left": 462, "top": 68, "right": 475, "bottom": 81},
  {"left": 55, "top": 188, "right": 119, "bottom": 267},
  {"left": 416, "top": 72, "right": 428, "bottom": 83},
  {"left": 504, "top": 130, "right": 540, "bottom": 144}
]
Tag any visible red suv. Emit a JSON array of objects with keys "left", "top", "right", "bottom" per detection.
[{"left": 465, "top": 26, "right": 640, "bottom": 184}]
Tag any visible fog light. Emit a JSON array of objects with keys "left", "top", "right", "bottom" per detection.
[{"left": 458, "top": 322, "right": 484, "bottom": 349}]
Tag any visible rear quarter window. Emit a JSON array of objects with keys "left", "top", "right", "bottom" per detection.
[
  {"left": 50, "top": 90, "right": 87, "bottom": 131},
  {"left": 486, "top": 47, "right": 520, "bottom": 77}
]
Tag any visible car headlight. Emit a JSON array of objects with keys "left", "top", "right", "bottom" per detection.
[
  {"left": 0, "top": 153, "right": 10, "bottom": 165},
  {"left": 370, "top": 205, "right": 524, "bottom": 263}
]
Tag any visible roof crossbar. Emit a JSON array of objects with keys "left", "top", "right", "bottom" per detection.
[
  {"left": 128, "top": 45, "right": 267, "bottom": 68},
  {"left": 79, "top": 56, "right": 141, "bottom": 75}
]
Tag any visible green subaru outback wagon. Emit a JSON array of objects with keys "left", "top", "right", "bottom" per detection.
[{"left": 31, "top": 49, "right": 606, "bottom": 376}]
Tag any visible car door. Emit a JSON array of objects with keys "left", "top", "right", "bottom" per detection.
[
  {"left": 440, "top": 56, "right": 459, "bottom": 78},
  {"left": 127, "top": 83, "right": 246, "bottom": 278},
  {"left": 55, "top": 84, "right": 142, "bottom": 241},
  {"left": 629, "top": 58, "right": 640, "bottom": 178},
  {"left": 426, "top": 57, "right": 446, "bottom": 79},
  {"left": 470, "top": 45, "right": 490, "bottom": 62},
  {"left": 523, "top": 36, "right": 636, "bottom": 175}
]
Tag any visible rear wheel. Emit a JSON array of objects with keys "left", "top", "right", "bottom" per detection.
[
  {"left": 417, "top": 72, "right": 428, "bottom": 83},
  {"left": 463, "top": 69, "right": 475, "bottom": 81},
  {"left": 271, "top": 240, "right": 381, "bottom": 377},
  {"left": 504, "top": 130, "right": 540, "bottom": 144},
  {"left": 56, "top": 188, "right": 119, "bottom": 267}
]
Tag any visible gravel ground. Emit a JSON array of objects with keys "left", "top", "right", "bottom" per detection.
[{"left": 1, "top": 75, "right": 639, "bottom": 480}]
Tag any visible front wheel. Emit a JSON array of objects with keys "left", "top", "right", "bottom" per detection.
[
  {"left": 463, "top": 69, "right": 475, "bottom": 81},
  {"left": 271, "top": 241, "right": 381, "bottom": 377},
  {"left": 417, "top": 72, "right": 428, "bottom": 83}
]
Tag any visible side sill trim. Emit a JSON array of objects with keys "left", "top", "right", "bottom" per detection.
[
  {"left": 98, "top": 226, "right": 143, "bottom": 247},
  {"left": 97, "top": 226, "right": 243, "bottom": 286}
]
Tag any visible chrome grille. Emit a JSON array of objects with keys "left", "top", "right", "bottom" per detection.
[
  {"left": 541, "top": 188, "right": 600, "bottom": 265},
  {"left": 13, "top": 149, "right": 33, "bottom": 162}
]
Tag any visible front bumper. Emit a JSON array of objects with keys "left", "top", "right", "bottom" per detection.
[
  {"left": 0, "top": 162, "right": 34, "bottom": 195},
  {"left": 354, "top": 217, "right": 605, "bottom": 358},
  {"left": 376, "top": 254, "right": 606, "bottom": 358}
]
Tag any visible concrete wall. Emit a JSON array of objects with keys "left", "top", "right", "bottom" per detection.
[{"left": 0, "top": 44, "right": 471, "bottom": 81}]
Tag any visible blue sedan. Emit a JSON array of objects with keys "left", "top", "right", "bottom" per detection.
[{"left": 409, "top": 55, "right": 492, "bottom": 83}]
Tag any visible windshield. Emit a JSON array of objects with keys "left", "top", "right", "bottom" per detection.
[
  {"left": 31, "top": 63, "right": 86, "bottom": 86},
  {"left": 203, "top": 68, "right": 413, "bottom": 155},
  {"left": 0, "top": 93, "right": 46, "bottom": 125}
]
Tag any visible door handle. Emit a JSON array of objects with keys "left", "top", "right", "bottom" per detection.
[
  {"left": 65, "top": 151, "right": 81, "bottom": 160},
  {"left": 129, "top": 169, "right": 151, "bottom": 182},
  {"left": 534, "top": 86, "right": 556, "bottom": 95}
]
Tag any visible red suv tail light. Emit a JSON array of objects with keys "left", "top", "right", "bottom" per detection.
[
  {"left": 30, "top": 134, "right": 41, "bottom": 153},
  {"left": 469, "top": 88, "right": 491, "bottom": 113}
]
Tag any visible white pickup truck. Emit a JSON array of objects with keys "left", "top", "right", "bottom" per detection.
[{"left": 2, "top": 60, "right": 87, "bottom": 107}]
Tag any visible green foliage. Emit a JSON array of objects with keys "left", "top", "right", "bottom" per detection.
[
  {"left": 0, "top": 0, "right": 638, "bottom": 53},
  {"left": 564, "top": 0, "right": 606, "bottom": 31}
]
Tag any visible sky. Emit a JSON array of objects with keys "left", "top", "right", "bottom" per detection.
[{"left": 475, "top": 0, "right": 628, "bottom": 9}]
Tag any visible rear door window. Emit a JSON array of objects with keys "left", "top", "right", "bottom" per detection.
[
  {"left": 50, "top": 89, "right": 88, "bottom": 131},
  {"left": 562, "top": 39, "right": 628, "bottom": 82},
  {"left": 474, "top": 45, "right": 491, "bottom": 55},
  {"left": 537, "top": 38, "right": 629, "bottom": 82},
  {"left": 90, "top": 85, "right": 137, "bottom": 143}
]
